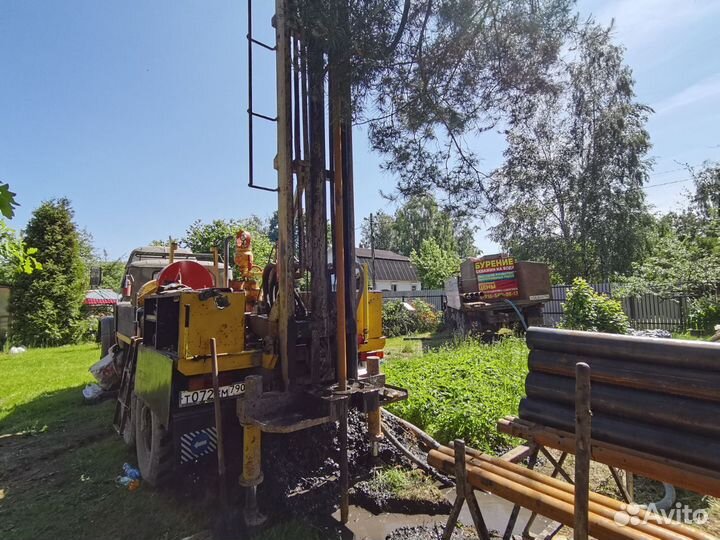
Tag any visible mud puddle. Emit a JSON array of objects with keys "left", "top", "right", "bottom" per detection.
[{"left": 334, "top": 490, "right": 549, "bottom": 539}]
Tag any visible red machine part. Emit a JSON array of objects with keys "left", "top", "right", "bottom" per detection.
[{"left": 156, "top": 261, "right": 215, "bottom": 290}]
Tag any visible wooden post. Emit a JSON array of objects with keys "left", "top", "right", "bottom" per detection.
[
  {"left": 626, "top": 471, "right": 634, "bottom": 503},
  {"left": 210, "top": 338, "right": 228, "bottom": 509},
  {"left": 442, "top": 440, "right": 490, "bottom": 540},
  {"left": 574, "top": 362, "right": 591, "bottom": 540},
  {"left": 503, "top": 445, "right": 538, "bottom": 540},
  {"left": 211, "top": 247, "right": 220, "bottom": 287}
]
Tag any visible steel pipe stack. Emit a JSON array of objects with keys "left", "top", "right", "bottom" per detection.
[
  {"left": 428, "top": 447, "right": 713, "bottom": 540},
  {"left": 521, "top": 328, "right": 720, "bottom": 471}
]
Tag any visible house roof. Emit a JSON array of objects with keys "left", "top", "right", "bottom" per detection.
[
  {"left": 356, "top": 248, "right": 411, "bottom": 261},
  {"left": 356, "top": 248, "right": 419, "bottom": 282}
]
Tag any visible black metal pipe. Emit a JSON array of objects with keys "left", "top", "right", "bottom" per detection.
[
  {"left": 518, "top": 397, "right": 720, "bottom": 471},
  {"left": 529, "top": 349, "right": 720, "bottom": 402},
  {"left": 525, "top": 371, "right": 720, "bottom": 438},
  {"left": 342, "top": 113, "right": 358, "bottom": 381},
  {"left": 307, "top": 33, "right": 330, "bottom": 383},
  {"left": 526, "top": 327, "right": 720, "bottom": 371}
]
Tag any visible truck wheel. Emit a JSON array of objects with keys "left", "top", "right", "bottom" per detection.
[
  {"left": 99, "top": 316, "right": 115, "bottom": 357},
  {"left": 135, "top": 399, "right": 173, "bottom": 487},
  {"left": 122, "top": 392, "right": 137, "bottom": 447}
]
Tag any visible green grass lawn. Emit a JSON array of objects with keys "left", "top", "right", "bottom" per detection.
[
  {"left": 0, "top": 345, "right": 346, "bottom": 540},
  {"left": 384, "top": 330, "right": 454, "bottom": 360},
  {"left": 0, "top": 344, "right": 211, "bottom": 540},
  {"left": 383, "top": 337, "right": 528, "bottom": 454}
]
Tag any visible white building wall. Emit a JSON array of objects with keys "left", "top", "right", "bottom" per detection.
[{"left": 375, "top": 280, "right": 421, "bottom": 292}]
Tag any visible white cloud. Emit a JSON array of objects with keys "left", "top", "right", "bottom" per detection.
[
  {"left": 582, "top": 0, "right": 720, "bottom": 50},
  {"left": 653, "top": 74, "right": 720, "bottom": 115}
]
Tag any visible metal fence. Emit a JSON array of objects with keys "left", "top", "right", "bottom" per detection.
[
  {"left": 381, "top": 289, "right": 445, "bottom": 311},
  {"left": 543, "top": 283, "right": 690, "bottom": 331},
  {"left": 383, "top": 284, "right": 693, "bottom": 331}
]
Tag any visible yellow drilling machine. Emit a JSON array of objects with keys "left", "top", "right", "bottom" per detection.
[{"left": 109, "top": 0, "right": 406, "bottom": 526}]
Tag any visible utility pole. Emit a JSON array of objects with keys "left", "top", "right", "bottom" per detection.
[{"left": 370, "top": 213, "right": 377, "bottom": 290}]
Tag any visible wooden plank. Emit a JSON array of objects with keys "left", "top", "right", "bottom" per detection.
[
  {"left": 574, "top": 362, "right": 591, "bottom": 540},
  {"left": 500, "top": 444, "right": 533, "bottom": 463}
]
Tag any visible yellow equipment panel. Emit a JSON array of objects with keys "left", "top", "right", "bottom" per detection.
[
  {"left": 176, "top": 291, "right": 259, "bottom": 375},
  {"left": 358, "top": 290, "right": 386, "bottom": 353}
]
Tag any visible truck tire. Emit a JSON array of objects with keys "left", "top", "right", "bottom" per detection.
[
  {"left": 99, "top": 316, "right": 115, "bottom": 358},
  {"left": 122, "top": 392, "right": 137, "bottom": 447},
  {"left": 135, "top": 399, "right": 173, "bottom": 487}
]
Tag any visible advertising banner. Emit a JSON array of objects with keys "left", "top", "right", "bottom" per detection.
[{"left": 474, "top": 255, "right": 519, "bottom": 299}]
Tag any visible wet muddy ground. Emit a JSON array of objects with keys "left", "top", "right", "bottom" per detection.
[{"left": 241, "top": 408, "right": 548, "bottom": 539}]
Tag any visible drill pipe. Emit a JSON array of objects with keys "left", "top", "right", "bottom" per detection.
[
  {"left": 518, "top": 398, "right": 720, "bottom": 470},
  {"left": 497, "top": 416, "right": 720, "bottom": 499},
  {"left": 525, "top": 371, "right": 720, "bottom": 438},
  {"left": 430, "top": 449, "right": 710, "bottom": 540},
  {"left": 526, "top": 327, "right": 720, "bottom": 371}
]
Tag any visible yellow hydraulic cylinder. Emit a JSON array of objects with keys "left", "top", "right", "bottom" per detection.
[
  {"left": 366, "top": 355, "right": 383, "bottom": 456},
  {"left": 241, "top": 424, "right": 263, "bottom": 487},
  {"left": 368, "top": 409, "right": 382, "bottom": 442}
]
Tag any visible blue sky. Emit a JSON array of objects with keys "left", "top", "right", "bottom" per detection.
[{"left": 2, "top": 0, "right": 719, "bottom": 260}]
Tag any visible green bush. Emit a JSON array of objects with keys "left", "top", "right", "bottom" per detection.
[
  {"left": 560, "top": 277, "right": 629, "bottom": 334},
  {"left": 384, "top": 338, "right": 528, "bottom": 453},
  {"left": 382, "top": 299, "right": 441, "bottom": 337},
  {"left": 689, "top": 296, "right": 720, "bottom": 333}
]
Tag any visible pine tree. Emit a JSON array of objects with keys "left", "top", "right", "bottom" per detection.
[{"left": 10, "top": 199, "right": 87, "bottom": 346}]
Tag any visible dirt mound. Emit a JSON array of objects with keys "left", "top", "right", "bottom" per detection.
[{"left": 259, "top": 409, "right": 415, "bottom": 518}]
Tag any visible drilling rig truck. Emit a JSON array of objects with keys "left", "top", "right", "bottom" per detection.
[{"left": 105, "top": 0, "right": 406, "bottom": 527}]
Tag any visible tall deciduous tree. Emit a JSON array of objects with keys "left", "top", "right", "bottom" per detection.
[
  {"left": 294, "top": 0, "right": 576, "bottom": 213},
  {"left": 10, "top": 199, "right": 86, "bottom": 346},
  {"left": 620, "top": 162, "right": 720, "bottom": 300},
  {"left": 183, "top": 217, "right": 274, "bottom": 269},
  {"left": 489, "top": 24, "right": 653, "bottom": 283},
  {"left": 360, "top": 195, "right": 478, "bottom": 257},
  {"left": 688, "top": 161, "right": 720, "bottom": 221},
  {"left": 359, "top": 210, "right": 396, "bottom": 252},
  {"left": 410, "top": 237, "right": 460, "bottom": 289}
]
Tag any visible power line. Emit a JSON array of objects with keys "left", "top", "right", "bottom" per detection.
[
  {"left": 651, "top": 167, "right": 686, "bottom": 176},
  {"left": 641, "top": 177, "right": 693, "bottom": 190}
]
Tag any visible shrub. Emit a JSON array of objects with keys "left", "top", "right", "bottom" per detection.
[
  {"left": 382, "top": 299, "right": 441, "bottom": 337},
  {"left": 560, "top": 277, "right": 629, "bottom": 334},
  {"left": 689, "top": 296, "right": 720, "bottom": 333}
]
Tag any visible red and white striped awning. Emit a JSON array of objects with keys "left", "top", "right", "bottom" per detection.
[{"left": 84, "top": 289, "right": 120, "bottom": 306}]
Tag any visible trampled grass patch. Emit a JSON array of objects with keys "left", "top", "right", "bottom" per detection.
[
  {"left": 367, "top": 467, "right": 445, "bottom": 503},
  {"left": 383, "top": 337, "right": 528, "bottom": 454}
]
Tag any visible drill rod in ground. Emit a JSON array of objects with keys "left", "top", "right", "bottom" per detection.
[{"left": 339, "top": 399, "right": 349, "bottom": 523}]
